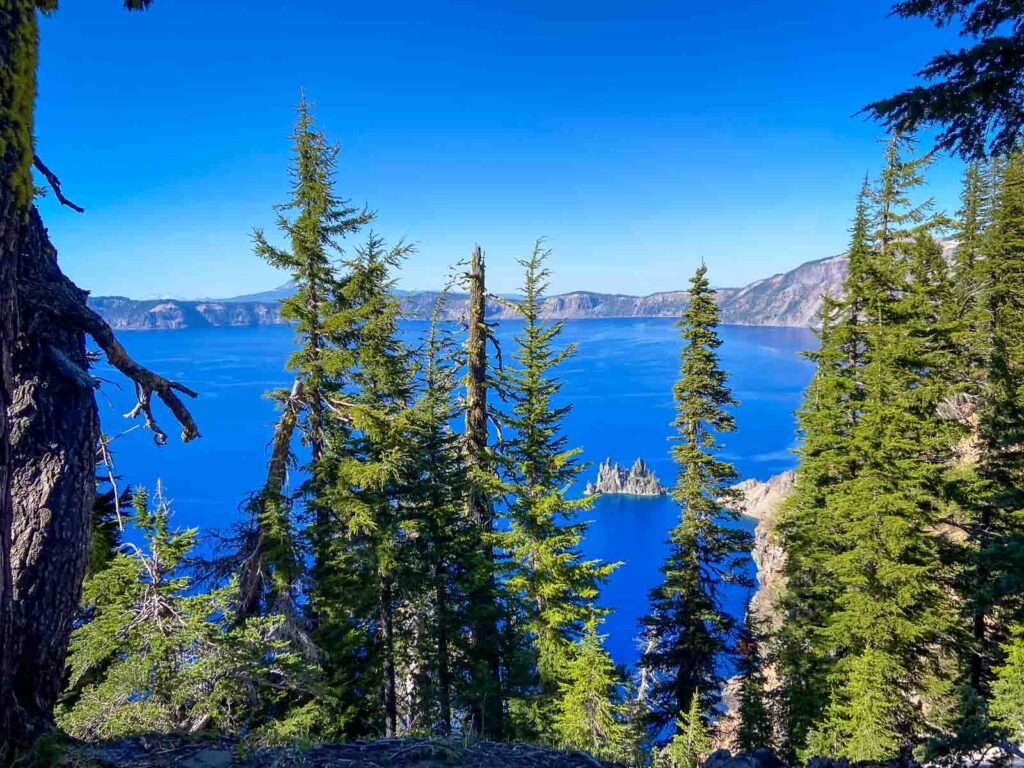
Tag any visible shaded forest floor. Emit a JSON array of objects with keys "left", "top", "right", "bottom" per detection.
[{"left": 63, "top": 736, "right": 615, "bottom": 768}]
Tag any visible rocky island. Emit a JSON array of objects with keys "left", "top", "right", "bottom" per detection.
[{"left": 584, "top": 457, "right": 668, "bottom": 496}]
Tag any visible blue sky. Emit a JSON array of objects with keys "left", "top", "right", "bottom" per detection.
[{"left": 36, "top": 0, "right": 966, "bottom": 298}]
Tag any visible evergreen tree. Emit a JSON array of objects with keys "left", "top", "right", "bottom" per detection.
[
  {"left": 639, "top": 264, "right": 753, "bottom": 733},
  {"left": 461, "top": 245, "right": 507, "bottom": 739},
  {"left": 88, "top": 456, "right": 131, "bottom": 579},
  {"left": 497, "top": 242, "right": 617, "bottom": 741},
  {"left": 961, "top": 151, "right": 1024, "bottom": 707},
  {"left": 775, "top": 190, "right": 871, "bottom": 755},
  {"left": 554, "top": 620, "right": 632, "bottom": 764},
  {"left": 400, "top": 294, "right": 489, "bottom": 735},
  {"left": 658, "top": 691, "right": 714, "bottom": 768},
  {"left": 57, "top": 484, "right": 319, "bottom": 740},
  {"left": 990, "top": 626, "right": 1024, "bottom": 745},
  {"left": 252, "top": 94, "right": 373, "bottom": 604},
  {"left": 735, "top": 613, "right": 773, "bottom": 752},
  {"left": 803, "top": 139, "right": 959, "bottom": 760},
  {"left": 310, "top": 234, "right": 417, "bottom": 738}
]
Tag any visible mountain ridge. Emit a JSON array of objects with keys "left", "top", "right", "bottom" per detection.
[{"left": 85, "top": 247, "right": 892, "bottom": 330}]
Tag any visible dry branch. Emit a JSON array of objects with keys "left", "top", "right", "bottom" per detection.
[
  {"left": 75, "top": 305, "right": 200, "bottom": 444},
  {"left": 33, "top": 154, "right": 85, "bottom": 213}
]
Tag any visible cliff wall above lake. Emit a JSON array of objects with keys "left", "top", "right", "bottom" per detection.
[{"left": 92, "top": 243, "right": 949, "bottom": 330}]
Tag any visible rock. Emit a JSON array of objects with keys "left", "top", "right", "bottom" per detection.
[
  {"left": 584, "top": 457, "right": 668, "bottom": 496},
  {"left": 726, "top": 470, "right": 797, "bottom": 627},
  {"left": 180, "top": 749, "right": 233, "bottom": 768},
  {"left": 751, "top": 747, "right": 784, "bottom": 768},
  {"left": 85, "top": 736, "right": 620, "bottom": 767},
  {"left": 704, "top": 748, "right": 736, "bottom": 768},
  {"left": 804, "top": 757, "right": 850, "bottom": 768},
  {"left": 702, "top": 748, "right": 786, "bottom": 768}
]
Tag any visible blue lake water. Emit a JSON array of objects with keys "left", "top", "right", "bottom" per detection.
[{"left": 94, "top": 319, "right": 816, "bottom": 667}]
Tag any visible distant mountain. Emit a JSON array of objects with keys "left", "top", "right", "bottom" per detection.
[
  {"left": 88, "top": 245, "right": 952, "bottom": 331},
  {"left": 216, "top": 282, "right": 296, "bottom": 303}
]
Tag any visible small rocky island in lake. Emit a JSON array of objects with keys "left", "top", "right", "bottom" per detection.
[{"left": 584, "top": 458, "right": 668, "bottom": 497}]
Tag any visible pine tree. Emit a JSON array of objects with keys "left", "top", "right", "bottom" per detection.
[
  {"left": 990, "top": 626, "right": 1024, "bottom": 745},
  {"left": 461, "top": 245, "right": 506, "bottom": 738},
  {"left": 497, "top": 242, "right": 617, "bottom": 741},
  {"left": 57, "top": 484, "right": 319, "bottom": 740},
  {"left": 640, "top": 264, "right": 753, "bottom": 733},
  {"left": 400, "top": 293, "right": 487, "bottom": 735},
  {"left": 554, "top": 620, "right": 632, "bottom": 764},
  {"left": 735, "top": 613, "right": 773, "bottom": 752},
  {"left": 88, "top": 455, "right": 131, "bottom": 579},
  {"left": 309, "top": 233, "right": 416, "bottom": 738},
  {"left": 963, "top": 151, "right": 1024, "bottom": 707},
  {"left": 251, "top": 94, "right": 373, "bottom": 606},
  {"left": 658, "top": 691, "right": 714, "bottom": 768},
  {"left": 804, "top": 138, "right": 958, "bottom": 760},
  {"left": 775, "top": 189, "right": 871, "bottom": 755}
]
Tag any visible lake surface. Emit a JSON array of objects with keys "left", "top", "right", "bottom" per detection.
[{"left": 94, "top": 319, "right": 816, "bottom": 667}]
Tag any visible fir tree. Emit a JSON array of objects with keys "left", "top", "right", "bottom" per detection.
[
  {"left": 639, "top": 264, "right": 753, "bottom": 733},
  {"left": 735, "top": 613, "right": 773, "bottom": 752},
  {"left": 804, "top": 138, "right": 958, "bottom": 760},
  {"left": 400, "top": 293, "right": 488, "bottom": 735},
  {"left": 57, "top": 484, "right": 319, "bottom": 740},
  {"left": 990, "top": 626, "right": 1024, "bottom": 745},
  {"left": 310, "top": 234, "right": 417, "bottom": 738},
  {"left": 497, "top": 242, "right": 617, "bottom": 741},
  {"left": 461, "top": 245, "right": 507, "bottom": 739},
  {"left": 658, "top": 691, "right": 714, "bottom": 768},
  {"left": 251, "top": 94, "right": 373, "bottom": 603},
  {"left": 554, "top": 620, "right": 632, "bottom": 764}
]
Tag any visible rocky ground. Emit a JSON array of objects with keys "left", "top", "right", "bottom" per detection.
[{"left": 68, "top": 736, "right": 617, "bottom": 767}]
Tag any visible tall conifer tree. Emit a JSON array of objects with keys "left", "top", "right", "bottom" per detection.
[
  {"left": 639, "top": 264, "right": 753, "bottom": 733},
  {"left": 497, "top": 242, "right": 617, "bottom": 741},
  {"left": 805, "top": 139, "right": 959, "bottom": 760},
  {"left": 250, "top": 96, "right": 373, "bottom": 612}
]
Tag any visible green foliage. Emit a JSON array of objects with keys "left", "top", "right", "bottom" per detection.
[
  {"left": 87, "top": 466, "right": 130, "bottom": 579},
  {"left": 640, "top": 263, "right": 753, "bottom": 733},
  {"left": 658, "top": 691, "right": 713, "bottom": 768},
  {"left": 57, "top": 484, "right": 320, "bottom": 740},
  {"left": 776, "top": 137, "right": 972, "bottom": 760},
  {"left": 497, "top": 242, "right": 618, "bottom": 741},
  {"left": 991, "top": 626, "right": 1024, "bottom": 744},
  {"left": 735, "top": 614, "right": 773, "bottom": 752},
  {"left": 308, "top": 233, "right": 417, "bottom": 737},
  {"left": 554, "top": 621, "right": 633, "bottom": 764},
  {"left": 866, "top": 1, "right": 1024, "bottom": 159}
]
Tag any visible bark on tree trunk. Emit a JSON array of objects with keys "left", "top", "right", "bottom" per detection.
[
  {"left": 238, "top": 376, "right": 303, "bottom": 620},
  {"left": 0, "top": 156, "right": 22, "bottom": 756},
  {"left": 1, "top": 2, "right": 196, "bottom": 750},
  {"left": 463, "top": 245, "right": 505, "bottom": 740},
  {"left": 382, "top": 576, "right": 398, "bottom": 738},
  {"left": 8, "top": 209, "right": 98, "bottom": 734},
  {"left": 1, "top": 0, "right": 42, "bottom": 747}
]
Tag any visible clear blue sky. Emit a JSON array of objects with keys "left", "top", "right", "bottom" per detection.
[{"left": 36, "top": 0, "right": 966, "bottom": 299}]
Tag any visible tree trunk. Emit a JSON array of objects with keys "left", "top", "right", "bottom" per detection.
[
  {"left": 238, "top": 376, "right": 303, "bottom": 620},
  {"left": 8, "top": 209, "right": 98, "bottom": 734},
  {"left": 0, "top": 0, "right": 43, "bottom": 746},
  {"left": 435, "top": 567, "right": 452, "bottom": 736},
  {"left": 382, "top": 576, "right": 398, "bottom": 738},
  {"left": 463, "top": 245, "right": 505, "bottom": 739}
]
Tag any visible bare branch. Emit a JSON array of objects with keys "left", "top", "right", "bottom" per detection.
[
  {"left": 74, "top": 304, "right": 200, "bottom": 444},
  {"left": 33, "top": 154, "right": 85, "bottom": 213}
]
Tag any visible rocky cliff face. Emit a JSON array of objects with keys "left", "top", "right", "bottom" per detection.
[
  {"left": 584, "top": 458, "right": 667, "bottom": 496},
  {"left": 88, "top": 240, "right": 958, "bottom": 331},
  {"left": 89, "top": 297, "right": 284, "bottom": 330},
  {"left": 731, "top": 470, "right": 796, "bottom": 626}
]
